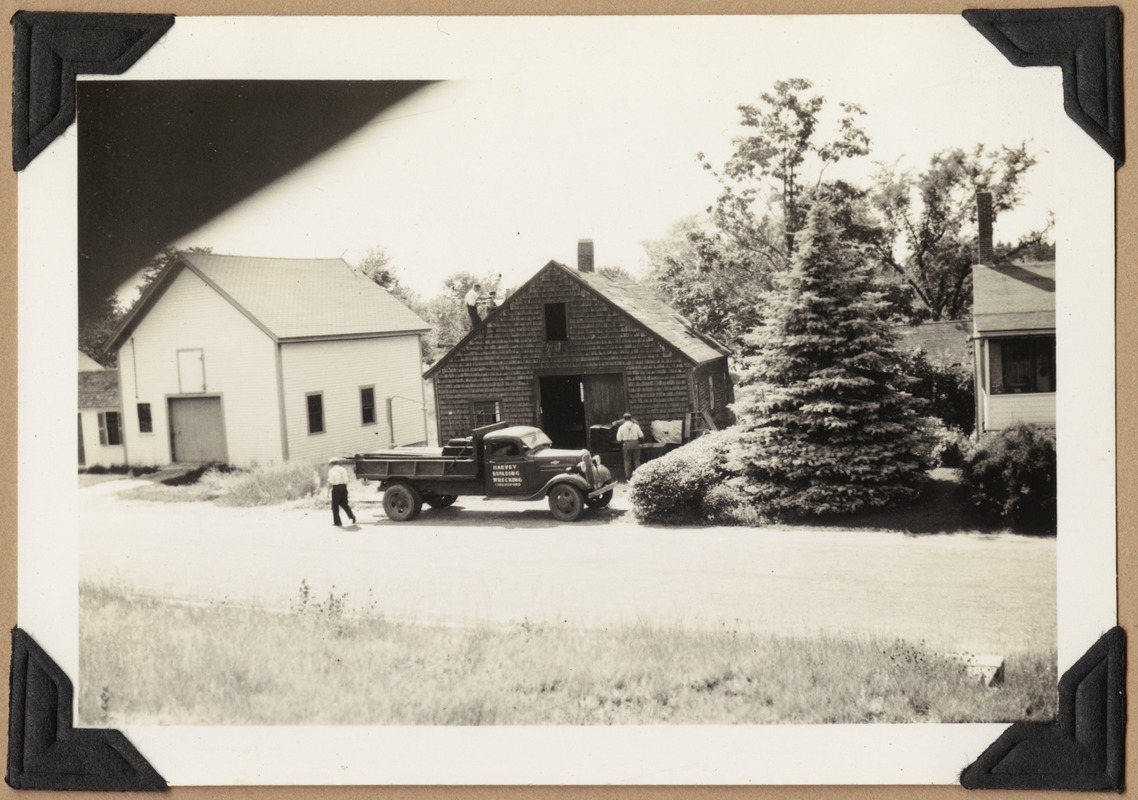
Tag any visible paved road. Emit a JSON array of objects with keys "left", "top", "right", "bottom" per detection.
[{"left": 79, "top": 479, "right": 1056, "bottom": 654}]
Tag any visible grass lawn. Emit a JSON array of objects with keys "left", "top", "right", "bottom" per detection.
[{"left": 80, "top": 582, "right": 1056, "bottom": 726}]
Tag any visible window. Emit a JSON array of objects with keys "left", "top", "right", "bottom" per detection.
[
  {"left": 989, "top": 337, "right": 1056, "bottom": 395},
  {"left": 544, "top": 303, "right": 568, "bottom": 341},
  {"left": 472, "top": 400, "right": 501, "bottom": 428},
  {"left": 306, "top": 393, "right": 325, "bottom": 434},
  {"left": 97, "top": 411, "right": 122, "bottom": 446},
  {"left": 137, "top": 403, "right": 153, "bottom": 433},
  {"left": 360, "top": 386, "right": 376, "bottom": 425},
  {"left": 488, "top": 440, "right": 520, "bottom": 459}
]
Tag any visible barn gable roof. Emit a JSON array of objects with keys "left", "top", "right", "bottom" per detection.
[
  {"left": 972, "top": 261, "right": 1055, "bottom": 334},
  {"left": 566, "top": 264, "right": 731, "bottom": 363},
  {"left": 425, "top": 260, "right": 730, "bottom": 379},
  {"left": 79, "top": 369, "right": 120, "bottom": 409},
  {"left": 106, "top": 253, "right": 429, "bottom": 353}
]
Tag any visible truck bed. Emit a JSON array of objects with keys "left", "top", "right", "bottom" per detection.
[{"left": 354, "top": 448, "right": 478, "bottom": 480}]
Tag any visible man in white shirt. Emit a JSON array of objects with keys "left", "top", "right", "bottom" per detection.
[
  {"left": 616, "top": 412, "right": 644, "bottom": 480},
  {"left": 328, "top": 457, "right": 356, "bottom": 527},
  {"left": 464, "top": 283, "right": 483, "bottom": 327}
]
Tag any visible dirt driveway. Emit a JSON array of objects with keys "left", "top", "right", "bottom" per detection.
[{"left": 79, "top": 479, "right": 1056, "bottom": 655}]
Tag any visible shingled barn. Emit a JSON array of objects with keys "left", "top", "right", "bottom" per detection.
[{"left": 425, "top": 242, "right": 733, "bottom": 467}]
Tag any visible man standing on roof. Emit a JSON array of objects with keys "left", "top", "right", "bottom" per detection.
[
  {"left": 481, "top": 289, "right": 499, "bottom": 318},
  {"left": 328, "top": 457, "right": 356, "bottom": 527},
  {"left": 616, "top": 412, "right": 644, "bottom": 480},
  {"left": 465, "top": 283, "right": 483, "bottom": 327}
]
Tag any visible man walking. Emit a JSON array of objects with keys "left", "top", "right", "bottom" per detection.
[
  {"left": 616, "top": 412, "right": 644, "bottom": 480},
  {"left": 328, "top": 457, "right": 356, "bottom": 527}
]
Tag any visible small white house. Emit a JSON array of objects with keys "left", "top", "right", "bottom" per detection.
[
  {"left": 78, "top": 357, "right": 126, "bottom": 468},
  {"left": 969, "top": 195, "right": 1056, "bottom": 434},
  {"left": 105, "top": 253, "right": 431, "bottom": 467}
]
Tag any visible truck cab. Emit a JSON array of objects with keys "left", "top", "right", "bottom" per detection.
[{"left": 483, "top": 426, "right": 589, "bottom": 496}]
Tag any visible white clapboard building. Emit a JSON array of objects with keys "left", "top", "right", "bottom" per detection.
[
  {"left": 105, "top": 253, "right": 430, "bottom": 468},
  {"left": 970, "top": 193, "right": 1056, "bottom": 434},
  {"left": 78, "top": 352, "right": 126, "bottom": 469}
]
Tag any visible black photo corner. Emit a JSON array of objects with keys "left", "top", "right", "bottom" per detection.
[{"left": 7, "top": 6, "right": 1126, "bottom": 792}]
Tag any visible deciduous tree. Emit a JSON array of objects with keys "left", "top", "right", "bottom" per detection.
[
  {"left": 643, "top": 216, "right": 766, "bottom": 353},
  {"left": 700, "top": 77, "right": 871, "bottom": 267},
  {"left": 872, "top": 143, "right": 1039, "bottom": 321},
  {"left": 355, "top": 246, "right": 399, "bottom": 291}
]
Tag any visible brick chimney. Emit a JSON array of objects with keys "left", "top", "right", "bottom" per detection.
[
  {"left": 577, "top": 239, "right": 595, "bottom": 273},
  {"left": 976, "top": 192, "right": 994, "bottom": 265}
]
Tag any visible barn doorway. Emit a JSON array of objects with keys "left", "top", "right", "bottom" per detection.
[
  {"left": 583, "top": 373, "right": 627, "bottom": 428},
  {"left": 168, "top": 396, "right": 227, "bottom": 463},
  {"left": 538, "top": 375, "right": 586, "bottom": 449}
]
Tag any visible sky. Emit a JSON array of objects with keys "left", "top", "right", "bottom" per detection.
[{"left": 141, "top": 16, "right": 1069, "bottom": 300}]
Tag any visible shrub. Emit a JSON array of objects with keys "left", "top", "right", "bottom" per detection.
[
  {"left": 900, "top": 347, "right": 976, "bottom": 435},
  {"left": 959, "top": 423, "right": 1056, "bottom": 533},
  {"left": 630, "top": 432, "right": 739, "bottom": 524},
  {"left": 930, "top": 424, "right": 972, "bottom": 468}
]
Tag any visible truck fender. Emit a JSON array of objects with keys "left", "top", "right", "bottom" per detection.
[{"left": 521, "top": 473, "right": 591, "bottom": 502}]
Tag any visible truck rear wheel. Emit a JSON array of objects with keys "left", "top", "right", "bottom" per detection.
[
  {"left": 425, "top": 494, "right": 457, "bottom": 509},
  {"left": 383, "top": 483, "right": 422, "bottom": 521},
  {"left": 548, "top": 484, "right": 585, "bottom": 522}
]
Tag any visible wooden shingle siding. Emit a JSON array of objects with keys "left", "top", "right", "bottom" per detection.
[
  {"left": 117, "top": 268, "right": 282, "bottom": 467},
  {"left": 433, "top": 267, "right": 697, "bottom": 442},
  {"left": 281, "top": 335, "right": 427, "bottom": 462},
  {"left": 694, "top": 357, "right": 735, "bottom": 427}
]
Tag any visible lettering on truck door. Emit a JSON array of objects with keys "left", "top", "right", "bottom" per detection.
[{"left": 485, "top": 438, "right": 537, "bottom": 495}]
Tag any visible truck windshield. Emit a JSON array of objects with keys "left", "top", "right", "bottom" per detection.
[{"left": 519, "top": 430, "right": 553, "bottom": 451}]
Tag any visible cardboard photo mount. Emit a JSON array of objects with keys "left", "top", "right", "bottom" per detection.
[{"left": 6, "top": 6, "right": 1126, "bottom": 792}]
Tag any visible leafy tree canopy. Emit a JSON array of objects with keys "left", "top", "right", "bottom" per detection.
[
  {"left": 872, "top": 143, "right": 1041, "bottom": 321},
  {"left": 700, "top": 77, "right": 871, "bottom": 268},
  {"left": 355, "top": 245, "right": 399, "bottom": 291}
]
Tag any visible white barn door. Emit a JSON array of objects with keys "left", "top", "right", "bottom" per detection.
[{"left": 169, "top": 397, "right": 227, "bottom": 463}]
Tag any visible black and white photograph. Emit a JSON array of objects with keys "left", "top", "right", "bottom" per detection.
[{"left": 16, "top": 12, "right": 1118, "bottom": 786}]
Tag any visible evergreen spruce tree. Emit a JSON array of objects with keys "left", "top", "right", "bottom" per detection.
[{"left": 728, "top": 194, "right": 936, "bottom": 520}]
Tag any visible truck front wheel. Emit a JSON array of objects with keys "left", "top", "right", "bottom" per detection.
[
  {"left": 383, "top": 483, "right": 423, "bottom": 521},
  {"left": 548, "top": 484, "right": 585, "bottom": 522},
  {"left": 585, "top": 490, "right": 613, "bottom": 509}
]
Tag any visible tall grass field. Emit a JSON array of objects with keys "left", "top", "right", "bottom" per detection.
[
  {"left": 117, "top": 461, "right": 325, "bottom": 506},
  {"left": 79, "top": 582, "right": 1056, "bottom": 726}
]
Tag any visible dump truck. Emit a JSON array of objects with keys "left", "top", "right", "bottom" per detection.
[{"left": 353, "top": 422, "right": 617, "bottom": 522}]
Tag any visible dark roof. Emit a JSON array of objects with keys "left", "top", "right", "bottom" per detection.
[
  {"left": 972, "top": 261, "right": 1055, "bottom": 334},
  {"left": 425, "top": 261, "right": 730, "bottom": 379},
  {"left": 107, "top": 253, "right": 429, "bottom": 352},
  {"left": 567, "top": 265, "right": 731, "bottom": 363},
  {"left": 79, "top": 370, "right": 120, "bottom": 409},
  {"left": 894, "top": 320, "right": 972, "bottom": 364}
]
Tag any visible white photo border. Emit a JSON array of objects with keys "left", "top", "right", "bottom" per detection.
[{"left": 17, "top": 14, "right": 1116, "bottom": 786}]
